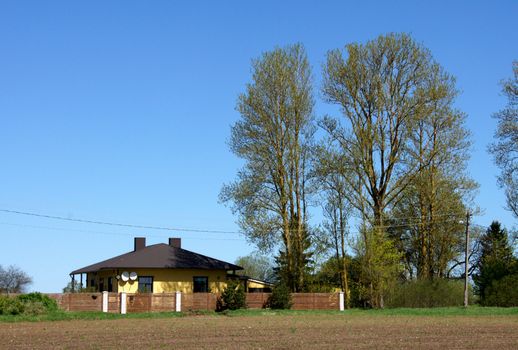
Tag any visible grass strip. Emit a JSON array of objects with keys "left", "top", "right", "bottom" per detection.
[
  {"left": 1, "top": 306, "right": 517, "bottom": 322},
  {"left": 221, "top": 306, "right": 518, "bottom": 317}
]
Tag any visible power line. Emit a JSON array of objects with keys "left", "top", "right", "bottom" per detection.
[
  {"left": 0, "top": 208, "right": 241, "bottom": 235},
  {"left": 0, "top": 207, "right": 491, "bottom": 235},
  {"left": 0, "top": 222, "right": 245, "bottom": 241}
]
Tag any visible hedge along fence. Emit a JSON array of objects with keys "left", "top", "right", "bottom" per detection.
[{"left": 24, "top": 292, "right": 344, "bottom": 313}]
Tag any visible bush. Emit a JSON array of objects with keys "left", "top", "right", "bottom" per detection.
[
  {"left": 483, "top": 274, "right": 518, "bottom": 307},
  {"left": 0, "top": 293, "right": 59, "bottom": 315},
  {"left": 219, "top": 280, "right": 246, "bottom": 311},
  {"left": 17, "top": 292, "right": 58, "bottom": 312},
  {"left": 267, "top": 284, "right": 292, "bottom": 309},
  {"left": 22, "top": 301, "right": 47, "bottom": 316},
  {"left": 0, "top": 296, "right": 25, "bottom": 315},
  {"left": 0, "top": 296, "right": 7, "bottom": 313},
  {"left": 386, "top": 279, "right": 471, "bottom": 308}
]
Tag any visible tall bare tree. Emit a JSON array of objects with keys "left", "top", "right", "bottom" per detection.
[
  {"left": 389, "top": 71, "right": 477, "bottom": 280},
  {"left": 321, "top": 33, "right": 467, "bottom": 306},
  {"left": 0, "top": 265, "right": 32, "bottom": 294},
  {"left": 489, "top": 61, "right": 518, "bottom": 219},
  {"left": 314, "top": 144, "right": 353, "bottom": 306},
  {"left": 220, "top": 44, "right": 315, "bottom": 291},
  {"left": 389, "top": 174, "right": 473, "bottom": 280}
]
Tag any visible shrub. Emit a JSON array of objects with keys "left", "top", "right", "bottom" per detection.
[
  {"left": 0, "top": 296, "right": 25, "bottom": 315},
  {"left": 22, "top": 301, "right": 47, "bottom": 316},
  {"left": 17, "top": 292, "right": 58, "bottom": 312},
  {"left": 0, "top": 295, "right": 7, "bottom": 313},
  {"left": 349, "top": 281, "right": 372, "bottom": 309},
  {"left": 0, "top": 293, "right": 59, "bottom": 315},
  {"left": 385, "top": 279, "right": 471, "bottom": 308},
  {"left": 219, "top": 280, "right": 246, "bottom": 311},
  {"left": 267, "top": 284, "right": 292, "bottom": 309},
  {"left": 483, "top": 274, "right": 518, "bottom": 307}
]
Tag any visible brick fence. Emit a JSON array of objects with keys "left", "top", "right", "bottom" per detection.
[
  {"left": 126, "top": 293, "right": 178, "bottom": 313},
  {"left": 182, "top": 292, "right": 218, "bottom": 311},
  {"left": 31, "top": 292, "right": 343, "bottom": 313},
  {"left": 292, "top": 293, "right": 340, "bottom": 310},
  {"left": 59, "top": 293, "right": 103, "bottom": 311}
]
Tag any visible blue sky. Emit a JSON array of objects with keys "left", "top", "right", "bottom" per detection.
[{"left": 0, "top": 1, "right": 516, "bottom": 292}]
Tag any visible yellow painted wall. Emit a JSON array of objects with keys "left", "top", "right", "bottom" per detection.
[
  {"left": 88, "top": 269, "right": 228, "bottom": 293},
  {"left": 247, "top": 280, "right": 273, "bottom": 289}
]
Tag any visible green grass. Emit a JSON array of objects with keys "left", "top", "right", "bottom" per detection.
[
  {"left": 1, "top": 306, "right": 517, "bottom": 322},
  {"left": 222, "top": 306, "right": 518, "bottom": 317}
]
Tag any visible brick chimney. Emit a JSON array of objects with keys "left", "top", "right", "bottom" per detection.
[
  {"left": 169, "top": 237, "right": 181, "bottom": 248},
  {"left": 134, "top": 237, "right": 146, "bottom": 251}
]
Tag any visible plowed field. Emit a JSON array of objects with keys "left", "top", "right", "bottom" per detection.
[{"left": 1, "top": 313, "right": 517, "bottom": 349}]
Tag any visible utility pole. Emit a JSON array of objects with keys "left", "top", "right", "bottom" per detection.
[{"left": 464, "top": 210, "right": 471, "bottom": 308}]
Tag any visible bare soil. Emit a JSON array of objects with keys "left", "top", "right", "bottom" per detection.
[{"left": 1, "top": 314, "right": 517, "bottom": 349}]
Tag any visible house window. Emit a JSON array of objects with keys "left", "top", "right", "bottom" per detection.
[
  {"left": 138, "top": 276, "right": 153, "bottom": 293},
  {"left": 108, "top": 277, "right": 113, "bottom": 292},
  {"left": 193, "top": 276, "right": 208, "bottom": 293}
]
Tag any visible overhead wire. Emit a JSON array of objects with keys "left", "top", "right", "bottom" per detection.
[
  {"left": 0, "top": 208, "right": 241, "bottom": 235},
  {"left": 0, "top": 222, "right": 245, "bottom": 241},
  {"left": 0, "top": 207, "right": 490, "bottom": 236}
]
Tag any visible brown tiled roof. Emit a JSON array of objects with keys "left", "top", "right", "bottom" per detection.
[{"left": 71, "top": 244, "right": 243, "bottom": 274}]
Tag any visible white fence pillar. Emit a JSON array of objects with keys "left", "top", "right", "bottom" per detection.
[
  {"left": 175, "top": 291, "right": 181, "bottom": 312},
  {"left": 120, "top": 292, "right": 127, "bottom": 314},
  {"left": 102, "top": 291, "right": 108, "bottom": 313},
  {"left": 339, "top": 292, "right": 344, "bottom": 311}
]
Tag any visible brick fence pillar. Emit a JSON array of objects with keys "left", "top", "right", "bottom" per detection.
[{"left": 339, "top": 292, "right": 344, "bottom": 311}]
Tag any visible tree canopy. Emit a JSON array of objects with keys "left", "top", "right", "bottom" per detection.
[
  {"left": 221, "top": 43, "right": 315, "bottom": 291},
  {"left": 319, "top": 33, "right": 474, "bottom": 306},
  {"left": 0, "top": 265, "right": 32, "bottom": 293},
  {"left": 222, "top": 34, "right": 509, "bottom": 308},
  {"left": 473, "top": 221, "right": 517, "bottom": 305},
  {"left": 234, "top": 252, "right": 275, "bottom": 282},
  {"left": 489, "top": 61, "right": 518, "bottom": 219}
]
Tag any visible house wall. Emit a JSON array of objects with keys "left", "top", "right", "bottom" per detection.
[
  {"left": 247, "top": 280, "right": 271, "bottom": 289},
  {"left": 87, "top": 268, "right": 228, "bottom": 293},
  {"left": 245, "top": 280, "right": 273, "bottom": 293}
]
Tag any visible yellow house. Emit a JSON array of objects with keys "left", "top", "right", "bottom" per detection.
[
  {"left": 244, "top": 277, "right": 274, "bottom": 292},
  {"left": 227, "top": 274, "right": 274, "bottom": 293},
  {"left": 70, "top": 237, "right": 243, "bottom": 294}
]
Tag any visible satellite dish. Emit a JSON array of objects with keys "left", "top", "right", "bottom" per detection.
[
  {"left": 121, "top": 271, "right": 129, "bottom": 282},
  {"left": 129, "top": 272, "right": 138, "bottom": 281}
]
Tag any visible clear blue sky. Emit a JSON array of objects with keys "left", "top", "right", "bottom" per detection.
[{"left": 0, "top": 1, "right": 516, "bottom": 292}]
